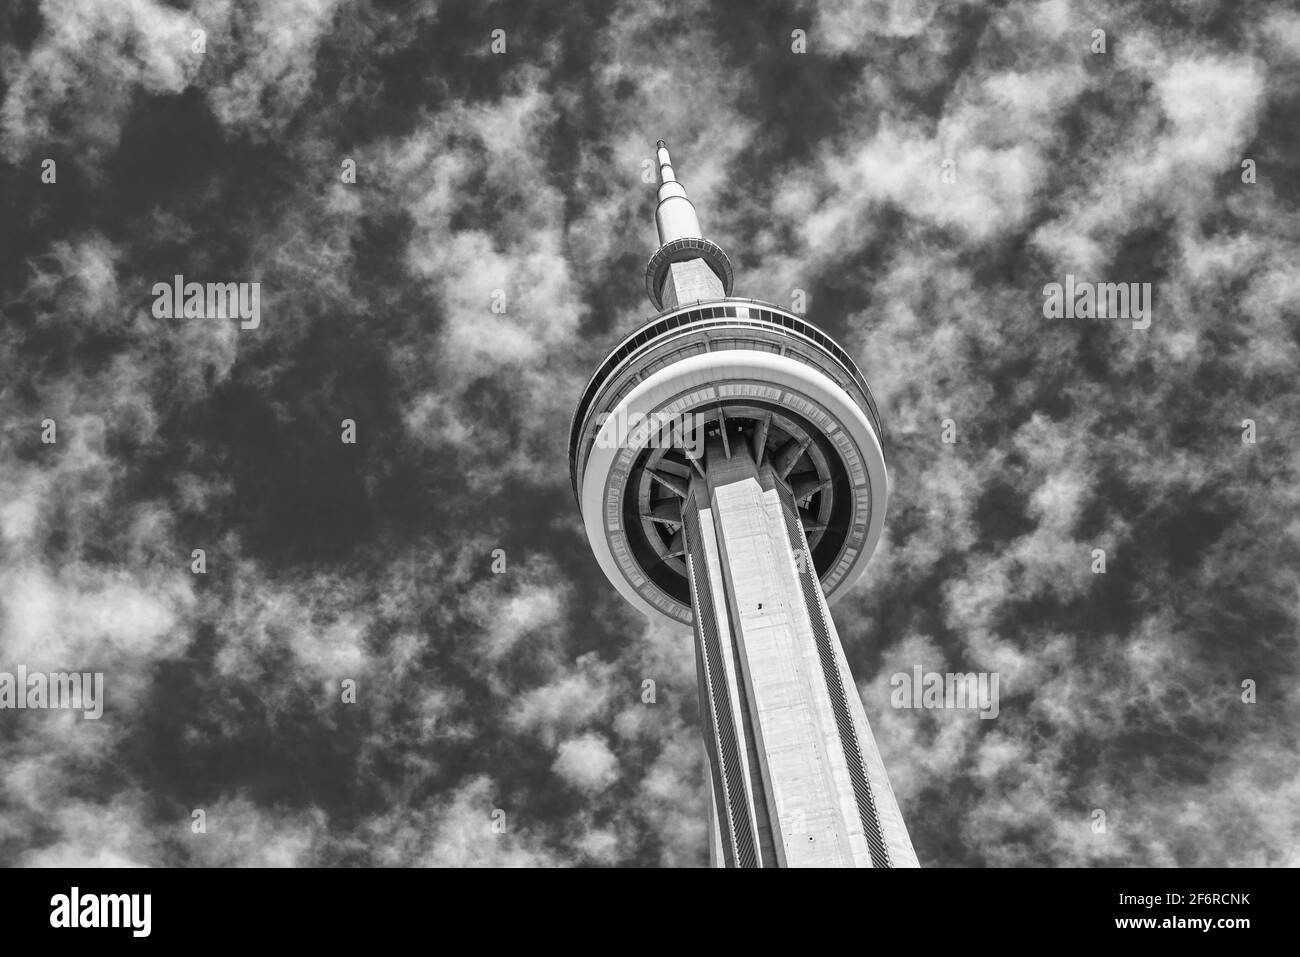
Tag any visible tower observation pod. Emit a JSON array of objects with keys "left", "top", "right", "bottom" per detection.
[{"left": 568, "top": 142, "right": 919, "bottom": 868}]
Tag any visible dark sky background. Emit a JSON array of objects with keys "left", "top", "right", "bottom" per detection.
[{"left": 1, "top": 0, "right": 1297, "bottom": 866}]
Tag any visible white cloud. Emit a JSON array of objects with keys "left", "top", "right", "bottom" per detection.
[{"left": 552, "top": 732, "right": 619, "bottom": 792}]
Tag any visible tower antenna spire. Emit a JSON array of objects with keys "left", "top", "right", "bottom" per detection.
[
  {"left": 652, "top": 139, "right": 701, "bottom": 245},
  {"left": 644, "top": 139, "right": 734, "bottom": 309}
]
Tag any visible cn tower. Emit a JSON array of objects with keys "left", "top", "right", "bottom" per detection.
[{"left": 569, "top": 142, "right": 919, "bottom": 867}]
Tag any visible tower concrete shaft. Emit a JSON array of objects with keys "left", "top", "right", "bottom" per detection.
[{"left": 683, "top": 435, "right": 917, "bottom": 867}]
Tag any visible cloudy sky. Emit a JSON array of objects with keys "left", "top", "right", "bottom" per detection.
[{"left": 1, "top": 0, "right": 1297, "bottom": 867}]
